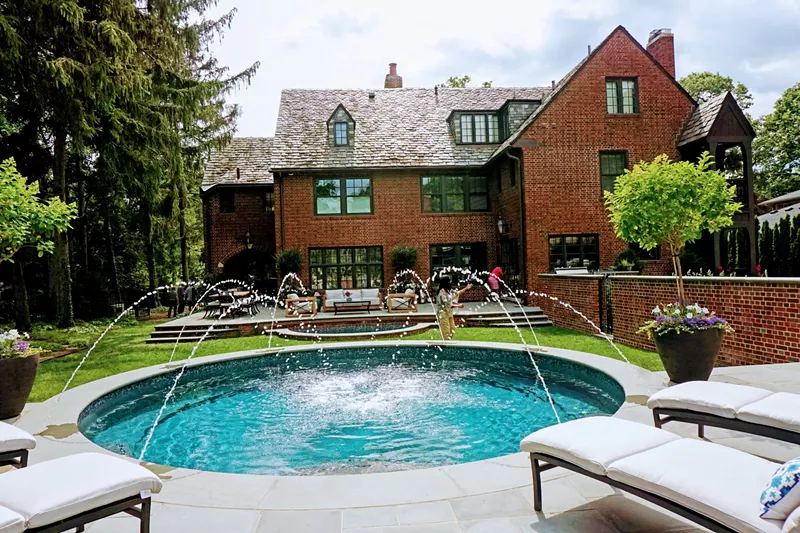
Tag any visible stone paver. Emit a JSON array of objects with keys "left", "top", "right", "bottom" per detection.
[{"left": 397, "top": 501, "right": 455, "bottom": 524}]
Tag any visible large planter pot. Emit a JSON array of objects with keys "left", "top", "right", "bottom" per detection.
[
  {"left": 0, "top": 353, "right": 40, "bottom": 419},
  {"left": 654, "top": 328, "right": 724, "bottom": 383}
]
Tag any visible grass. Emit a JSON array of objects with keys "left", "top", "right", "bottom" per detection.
[{"left": 27, "top": 320, "right": 662, "bottom": 403}]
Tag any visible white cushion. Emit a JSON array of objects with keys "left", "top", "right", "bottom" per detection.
[
  {"left": 0, "top": 507, "right": 23, "bottom": 533},
  {"left": 0, "top": 422, "right": 36, "bottom": 453},
  {"left": 738, "top": 393, "right": 800, "bottom": 434},
  {"left": 608, "top": 439, "right": 783, "bottom": 533},
  {"left": 404, "top": 288, "right": 415, "bottom": 295},
  {"left": 0, "top": 453, "right": 162, "bottom": 528},
  {"left": 520, "top": 416, "right": 680, "bottom": 476},
  {"left": 361, "top": 289, "right": 380, "bottom": 299},
  {"left": 286, "top": 293, "right": 299, "bottom": 300},
  {"left": 784, "top": 506, "right": 800, "bottom": 533},
  {"left": 647, "top": 381, "right": 774, "bottom": 419},
  {"left": 325, "top": 290, "right": 344, "bottom": 301}
]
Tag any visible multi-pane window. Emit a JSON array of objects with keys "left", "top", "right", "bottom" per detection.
[
  {"left": 458, "top": 114, "right": 500, "bottom": 143},
  {"left": 334, "top": 122, "right": 348, "bottom": 146},
  {"left": 219, "top": 190, "right": 235, "bottom": 213},
  {"left": 264, "top": 190, "right": 275, "bottom": 212},
  {"left": 310, "top": 246, "right": 383, "bottom": 290},
  {"left": 599, "top": 151, "right": 628, "bottom": 193},
  {"left": 430, "top": 243, "right": 488, "bottom": 277},
  {"left": 606, "top": 78, "right": 639, "bottom": 114},
  {"left": 314, "top": 178, "right": 372, "bottom": 215},
  {"left": 548, "top": 234, "right": 599, "bottom": 270},
  {"left": 421, "top": 176, "right": 489, "bottom": 213}
]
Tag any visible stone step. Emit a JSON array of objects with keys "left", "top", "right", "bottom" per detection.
[
  {"left": 468, "top": 320, "right": 554, "bottom": 328},
  {"left": 149, "top": 327, "right": 239, "bottom": 338},
  {"left": 465, "top": 314, "right": 546, "bottom": 323}
]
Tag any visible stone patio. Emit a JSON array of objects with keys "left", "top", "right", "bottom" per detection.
[{"left": 6, "top": 345, "right": 800, "bottom": 533}]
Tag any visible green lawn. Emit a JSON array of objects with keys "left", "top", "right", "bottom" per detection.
[{"left": 28, "top": 320, "right": 661, "bottom": 403}]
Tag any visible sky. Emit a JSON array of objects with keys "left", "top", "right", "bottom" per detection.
[{"left": 205, "top": 0, "right": 800, "bottom": 137}]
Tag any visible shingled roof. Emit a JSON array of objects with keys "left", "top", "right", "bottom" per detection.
[
  {"left": 201, "top": 137, "right": 273, "bottom": 191},
  {"left": 677, "top": 93, "right": 728, "bottom": 146},
  {"left": 270, "top": 87, "right": 550, "bottom": 170}
]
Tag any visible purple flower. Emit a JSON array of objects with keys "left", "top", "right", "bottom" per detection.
[{"left": 12, "top": 341, "right": 29, "bottom": 353}]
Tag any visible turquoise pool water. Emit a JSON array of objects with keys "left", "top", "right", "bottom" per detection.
[
  {"left": 295, "top": 324, "right": 408, "bottom": 334},
  {"left": 79, "top": 346, "right": 624, "bottom": 475}
]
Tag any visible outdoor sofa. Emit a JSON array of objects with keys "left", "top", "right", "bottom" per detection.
[
  {"left": 0, "top": 452, "right": 162, "bottom": 533},
  {"left": 521, "top": 416, "right": 800, "bottom": 533},
  {"left": 321, "top": 289, "right": 382, "bottom": 312},
  {"left": 0, "top": 422, "right": 36, "bottom": 469},
  {"left": 648, "top": 381, "right": 800, "bottom": 444}
]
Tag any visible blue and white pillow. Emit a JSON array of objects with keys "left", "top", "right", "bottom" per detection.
[{"left": 761, "top": 456, "right": 800, "bottom": 520}]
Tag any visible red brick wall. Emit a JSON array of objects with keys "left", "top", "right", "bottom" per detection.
[
  {"left": 275, "top": 172, "right": 499, "bottom": 291},
  {"left": 204, "top": 187, "right": 275, "bottom": 274},
  {"left": 518, "top": 29, "right": 692, "bottom": 292},
  {"left": 537, "top": 275, "right": 602, "bottom": 336},
  {"left": 612, "top": 277, "right": 800, "bottom": 366}
]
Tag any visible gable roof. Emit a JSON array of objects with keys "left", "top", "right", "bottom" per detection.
[
  {"left": 489, "top": 25, "right": 697, "bottom": 163},
  {"left": 678, "top": 92, "right": 755, "bottom": 146},
  {"left": 270, "top": 87, "right": 550, "bottom": 171},
  {"left": 202, "top": 137, "right": 273, "bottom": 192}
]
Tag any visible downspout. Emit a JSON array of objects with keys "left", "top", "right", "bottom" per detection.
[
  {"left": 279, "top": 173, "right": 286, "bottom": 251},
  {"left": 506, "top": 150, "right": 527, "bottom": 301}
]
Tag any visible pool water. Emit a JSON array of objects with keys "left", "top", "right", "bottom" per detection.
[
  {"left": 294, "top": 324, "right": 408, "bottom": 334},
  {"left": 79, "top": 346, "right": 624, "bottom": 475}
]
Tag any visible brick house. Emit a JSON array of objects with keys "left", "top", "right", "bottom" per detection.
[{"left": 202, "top": 26, "right": 755, "bottom": 297}]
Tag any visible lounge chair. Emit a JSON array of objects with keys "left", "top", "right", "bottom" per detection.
[
  {"left": 387, "top": 290, "right": 418, "bottom": 313},
  {"left": 285, "top": 293, "right": 317, "bottom": 316},
  {"left": 0, "top": 422, "right": 36, "bottom": 469},
  {"left": 0, "top": 452, "right": 162, "bottom": 533},
  {"left": 648, "top": 381, "right": 800, "bottom": 444},
  {"left": 521, "top": 416, "right": 798, "bottom": 533}
]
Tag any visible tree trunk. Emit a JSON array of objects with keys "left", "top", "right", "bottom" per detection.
[
  {"left": 77, "top": 175, "right": 89, "bottom": 278},
  {"left": 143, "top": 211, "right": 158, "bottom": 307},
  {"left": 179, "top": 179, "right": 189, "bottom": 282},
  {"left": 97, "top": 130, "right": 122, "bottom": 306},
  {"left": 52, "top": 131, "right": 74, "bottom": 328},
  {"left": 13, "top": 260, "right": 32, "bottom": 332}
]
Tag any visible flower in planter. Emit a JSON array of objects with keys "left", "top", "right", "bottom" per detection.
[
  {"left": 639, "top": 303, "right": 734, "bottom": 339},
  {"left": 0, "top": 329, "right": 39, "bottom": 359}
]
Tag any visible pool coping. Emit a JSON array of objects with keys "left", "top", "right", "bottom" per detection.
[{"left": 16, "top": 341, "right": 666, "bottom": 511}]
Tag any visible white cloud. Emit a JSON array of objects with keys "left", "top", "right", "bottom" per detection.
[{"left": 206, "top": 0, "right": 799, "bottom": 136}]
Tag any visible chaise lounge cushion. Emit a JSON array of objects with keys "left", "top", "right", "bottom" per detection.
[
  {"left": 607, "top": 438, "right": 783, "bottom": 533},
  {"left": 0, "top": 507, "right": 23, "bottom": 533},
  {"left": 647, "top": 381, "right": 774, "bottom": 419},
  {"left": 0, "top": 452, "right": 162, "bottom": 528},
  {"left": 0, "top": 422, "right": 36, "bottom": 454},
  {"left": 738, "top": 393, "right": 800, "bottom": 434},
  {"left": 520, "top": 416, "right": 679, "bottom": 476}
]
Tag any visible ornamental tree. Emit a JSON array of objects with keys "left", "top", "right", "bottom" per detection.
[
  {"left": 604, "top": 152, "right": 740, "bottom": 303},
  {"left": 0, "top": 158, "right": 76, "bottom": 263}
]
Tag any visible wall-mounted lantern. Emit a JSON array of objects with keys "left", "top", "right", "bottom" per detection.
[
  {"left": 497, "top": 217, "right": 510, "bottom": 235},
  {"left": 244, "top": 230, "right": 253, "bottom": 249}
]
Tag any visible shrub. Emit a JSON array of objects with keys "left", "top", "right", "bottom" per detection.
[
  {"left": 391, "top": 246, "right": 418, "bottom": 272},
  {"left": 275, "top": 248, "right": 302, "bottom": 276}
]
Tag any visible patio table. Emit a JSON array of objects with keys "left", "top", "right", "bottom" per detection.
[{"left": 333, "top": 300, "right": 371, "bottom": 315}]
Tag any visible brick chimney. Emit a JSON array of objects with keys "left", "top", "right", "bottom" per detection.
[
  {"left": 384, "top": 63, "right": 403, "bottom": 88},
  {"left": 646, "top": 28, "right": 675, "bottom": 78}
]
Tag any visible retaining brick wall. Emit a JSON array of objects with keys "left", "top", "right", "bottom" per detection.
[
  {"left": 611, "top": 276, "right": 800, "bottom": 366},
  {"left": 537, "top": 275, "right": 602, "bottom": 336}
]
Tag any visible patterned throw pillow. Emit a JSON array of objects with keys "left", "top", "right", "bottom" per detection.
[{"left": 761, "top": 456, "right": 800, "bottom": 520}]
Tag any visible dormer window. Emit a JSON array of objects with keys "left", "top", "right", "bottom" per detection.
[
  {"left": 328, "top": 104, "right": 355, "bottom": 147},
  {"left": 457, "top": 113, "right": 499, "bottom": 144},
  {"left": 334, "top": 122, "right": 348, "bottom": 146}
]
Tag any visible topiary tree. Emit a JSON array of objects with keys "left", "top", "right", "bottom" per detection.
[
  {"left": 605, "top": 152, "right": 740, "bottom": 303},
  {"left": 275, "top": 248, "right": 302, "bottom": 277},
  {"left": 391, "top": 245, "right": 419, "bottom": 272}
]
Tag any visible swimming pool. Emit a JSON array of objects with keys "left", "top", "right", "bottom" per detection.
[{"left": 79, "top": 345, "right": 624, "bottom": 475}]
